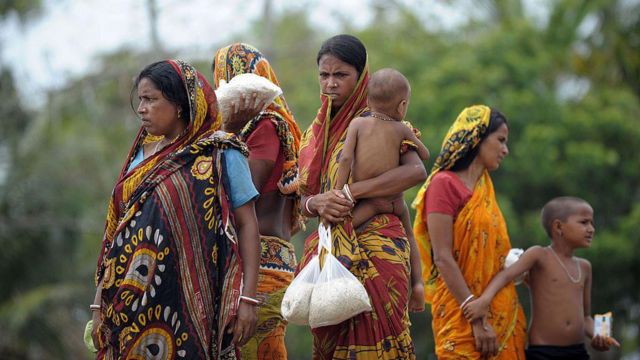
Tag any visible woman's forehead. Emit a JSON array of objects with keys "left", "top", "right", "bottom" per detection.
[{"left": 318, "top": 54, "right": 356, "bottom": 72}]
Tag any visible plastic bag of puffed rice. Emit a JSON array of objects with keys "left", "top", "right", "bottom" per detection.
[
  {"left": 308, "top": 224, "right": 372, "bottom": 328},
  {"left": 281, "top": 248, "right": 320, "bottom": 325}
]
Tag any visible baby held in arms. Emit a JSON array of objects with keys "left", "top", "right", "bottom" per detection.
[
  {"left": 334, "top": 68, "right": 430, "bottom": 312},
  {"left": 462, "top": 196, "right": 620, "bottom": 359}
]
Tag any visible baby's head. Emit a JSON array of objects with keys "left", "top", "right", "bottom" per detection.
[
  {"left": 367, "top": 68, "right": 411, "bottom": 121},
  {"left": 541, "top": 196, "right": 595, "bottom": 248}
]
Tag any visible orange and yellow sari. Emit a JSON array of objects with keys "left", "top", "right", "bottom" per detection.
[
  {"left": 298, "top": 59, "right": 415, "bottom": 359},
  {"left": 412, "top": 105, "right": 526, "bottom": 359}
]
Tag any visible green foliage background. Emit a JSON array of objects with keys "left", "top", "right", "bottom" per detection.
[{"left": 1, "top": 1, "right": 638, "bottom": 358}]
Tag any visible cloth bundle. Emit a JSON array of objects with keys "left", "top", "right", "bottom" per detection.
[
  {"left": 506, "top": 248, "right": 525, "bottom": 285},
  {"left": 215, "top": 73, "right": 282, "bottom": 121},
  {"left": 281, "top": 224, "right": 371, "bottom": 327}
]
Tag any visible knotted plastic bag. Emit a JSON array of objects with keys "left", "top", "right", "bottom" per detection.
[
  {"left": 281, "top": 243, "right": 321, "bottom": 325},
  {"left": 308, "top": 224, "right": 372, "bottom": 328},
  {"left": 506, "top": 248, "right": 526, "bottom": 285}
]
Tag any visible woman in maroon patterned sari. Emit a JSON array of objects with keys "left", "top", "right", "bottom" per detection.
[{"left": 91, "top": 60, "right": 260, "bottom": 359}]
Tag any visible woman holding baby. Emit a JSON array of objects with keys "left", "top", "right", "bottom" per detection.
[{"left": 297, "top": 34, "right": 427, "bottom": 359}]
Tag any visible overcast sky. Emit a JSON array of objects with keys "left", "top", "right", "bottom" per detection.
[{"left": 0, "top": 0, "right": 473, "bottom": 106}]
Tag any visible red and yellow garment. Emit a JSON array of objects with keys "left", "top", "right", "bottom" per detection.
[
  {"left": 412, "top": 105, "right": 526, "bottom": 358},
  {"left": 213, "top": 43, "right": 302, "bottom": 360},
  {"left": 298, "top": 58, "right": 416, "bottom": 359}
]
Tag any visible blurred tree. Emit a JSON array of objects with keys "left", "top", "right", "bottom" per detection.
[
  {"left": 0, "top": 50, "right": 147, "bottom": 359},
  {"left": 0, "top": 0, "right": 41, "bottom": 20}
]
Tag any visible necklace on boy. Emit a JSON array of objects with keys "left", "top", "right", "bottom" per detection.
[
  {"left": 369, "top": 111, "right": 398, "bottom": 122},
  {"left": 548, "top": 246, "right": 581, "bottom": 283}
]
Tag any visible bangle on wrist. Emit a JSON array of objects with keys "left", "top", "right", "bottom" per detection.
[
  {"left": 304, "top": 196, "right": 316, "bottom": 216},
  {"left": 89, "top": 304, "right": 101, "bottom": 311},
  {"left": 342, "top": 184, "right": 355, "bottom": 203},
  {"left": 239, "top": 295, "right": 261, "bottom": 306},
  {"left": 459, "top": 294, "right": 475, "bottom": 309}
]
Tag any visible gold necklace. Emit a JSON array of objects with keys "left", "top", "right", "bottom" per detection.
[
  {"left": 369, "top": 111, "right": 398, "bottom": 122},
  {"left": 153, "top": 129, "right": 187, "bottom": 155},
  {"left": 548, "top": 246, "right": 581, "bottom": 283},
  {"left": 153, "top": 139, "right": 167, "bottom": 154}
]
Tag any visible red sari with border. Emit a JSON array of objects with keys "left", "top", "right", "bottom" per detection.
[
  {"left": 298, "top": 59, "right": 416, "bottom": 359},
  {"left": 213, "top": 43, "right": 303, "bottom": 360}
]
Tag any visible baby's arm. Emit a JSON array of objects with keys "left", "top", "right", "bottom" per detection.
[
  {"left": 334, "top": 120, "right": 361, "bottom": 191},
  {"left": 402, "top": 125, "right": 430, "bottom": 161},
  {"left": 463, "top": 246, "right": 543, "bottom": 321},
  {"left": 583, "top": 260, "right": 620, "bottom": 350}
]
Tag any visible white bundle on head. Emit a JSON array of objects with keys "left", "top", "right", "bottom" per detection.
[{"left": 215, "top": 73, "right": 282, "bottom": 121}]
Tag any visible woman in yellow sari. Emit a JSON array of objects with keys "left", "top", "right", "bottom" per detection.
[
  {"left": 412, "top": 105, "right": 526, "bottom": 359},
  {"left": 298, "top": 34, "right": 426, "bottom": 359}
]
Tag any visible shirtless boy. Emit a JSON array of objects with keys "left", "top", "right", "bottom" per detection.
[
  {"left": 462, "top": 196, "right": 619, "bottom": 359},
  {"left": 334, "top": 68, "right": 430, "bottom": 312}
]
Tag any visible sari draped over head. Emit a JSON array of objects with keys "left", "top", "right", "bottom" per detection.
[
  {"left": 95, "top": 60, "right": 248, "bottom": 359},
  {"left": 298, "top": 58, "right": 416, "bottom": 359},
  {"left": 213, "top": 43, "right": 302, "bottom": 197},
  {"left": 412, "top": 105, "right": 526, "bottom": 358}
]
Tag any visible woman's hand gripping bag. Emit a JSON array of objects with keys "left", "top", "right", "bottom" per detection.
[
  {"left": 215, "top": 73, "right": 282, "bottom": 121},
  {"left": 309, "top": 224, "right": 372, "bottom": 328},
  {"left": 281, "top": 241, "right": 321, "bottom": 325}
]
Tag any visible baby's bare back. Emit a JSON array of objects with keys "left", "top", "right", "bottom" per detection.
[
  {"left": 350, "top": 117, "right": 408, "bottom": 182},
  {"left": 527, "top": 251, "right": 588, "bottom": 346}
]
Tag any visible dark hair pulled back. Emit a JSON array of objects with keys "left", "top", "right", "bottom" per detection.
[
  {"left": 316, "top": 34, "right": 367, "bottom": 77},
  {"left": 130, "top": 61, "right": 190, "bottom": 123}
]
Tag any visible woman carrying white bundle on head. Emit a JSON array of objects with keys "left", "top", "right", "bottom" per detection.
[{"left": 212, "top": 43, "right": 303, "bottom": 360}]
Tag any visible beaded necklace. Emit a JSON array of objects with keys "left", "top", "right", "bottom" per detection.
[
  {"left": 548, "top": 246, "right": 581, "bottom": 283},
  {"left": 369, "top": 111, "right": 398, "bottom": 122}
]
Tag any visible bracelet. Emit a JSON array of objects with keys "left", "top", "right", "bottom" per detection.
[
  {"left": 304, "top": 196, "right": 316, "bottom": 216},
  {"left": 342, "top": 184, "right": 355, "bottom": 203},
  {"left": 459, "top": 294, "right": 475, "bottom": 309},
  {"left": 89, "top": 304, "right": 101, "bottom": 311},
  {"left": 239, "top": 295, "right": 261, "bottom": 306}
]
